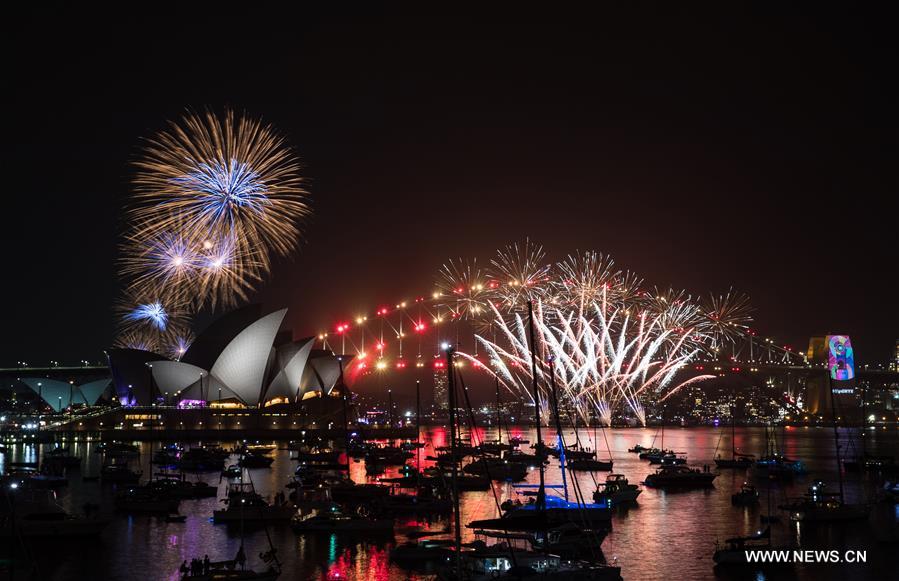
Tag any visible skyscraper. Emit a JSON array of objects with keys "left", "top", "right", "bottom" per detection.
[{"left": 433, "top": 367, "right": 448, "bottom": 413}]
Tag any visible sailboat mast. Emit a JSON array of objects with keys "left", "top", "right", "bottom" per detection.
[
  {"left": 337, "top": 358, "right": 351, "bottom": 469},
  {"left": 732, "top": 405, "right": 736, "bottom": 460},
  {"left": 526, "top": 301, "right": 546, "bottom": 509},
  {"left": 494, "top": 377, "right": 502, "bottom": 435},
  {"left": 416, "top": 379, "right": 421, "bottom": 471},
  {"left": 826, "top": 372, "right": 845, "bottom": 503},
  {"left": 445, "top": 346, "right": 462, "bottom": 578},
  {"left": 547, "top": 357, "right": 568, "bottom": 501},
  {"left": 860, "top": 383, "right": 867, "bottom": 459}
]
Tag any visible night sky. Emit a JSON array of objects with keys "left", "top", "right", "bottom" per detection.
[{"left": 5, "top": 5, "right": 897, "bottom": 368}]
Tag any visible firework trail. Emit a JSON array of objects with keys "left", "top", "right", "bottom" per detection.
[
  {"left": 168, "top": 333, "right": 195, "bottom": 361},
  {"left": 114, "top": 330, "right": 160, "bottom": 354},
  {"left": 435, "top": 258, "right": 489, "bottom": 320},
  {"left": 119, "top": 229, "right": 200, "bottom": 302},
  {"left": 487, "top": 239, "right": 552, "bottom": 312},
  {"left": 553, "top": 251, "right": 619, "bottom": 316},
  {"left": 701, "top": 288, "right": 754, "bottom": 348}
]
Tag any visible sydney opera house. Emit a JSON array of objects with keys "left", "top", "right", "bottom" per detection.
[{"left": 25, "top": 305, "right": 356, "bottom": 437}]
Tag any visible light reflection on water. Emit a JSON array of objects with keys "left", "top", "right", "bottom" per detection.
[{"left": 0, "top": 426, "right": 896, "bottom": 580}]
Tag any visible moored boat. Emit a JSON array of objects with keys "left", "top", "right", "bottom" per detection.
[
  {"left": 593, "top": 474, "right": 641, "bottom": 504},
  {"left": 643, "top": 465, "right": 716, "bottom": 489}
]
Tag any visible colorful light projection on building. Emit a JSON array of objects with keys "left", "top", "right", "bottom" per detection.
[{"left": 827, "top": 334, "right": 855, "bottom": 381}]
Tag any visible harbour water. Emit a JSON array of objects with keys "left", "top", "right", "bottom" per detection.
[{"left": 2, "top": 426, "right": 897, "bottom": 580}]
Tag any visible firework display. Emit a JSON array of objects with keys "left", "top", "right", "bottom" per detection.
[
  {"left": 116, "top": 109, "right": 309, "bottom": 355},
  {"left": 430, "top": 241, "right": 759, "bottom": 424}
]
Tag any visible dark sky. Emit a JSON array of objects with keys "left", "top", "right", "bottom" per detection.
[{"left": 4, "top": 4, "right": 897, "bottom": 369}]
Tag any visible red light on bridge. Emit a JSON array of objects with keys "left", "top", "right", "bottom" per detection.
[
  {"left": 433, "top": 360, "right": 446, "bottom": 369},
  {"left": 413, "top": 321, "right": 427, "bottom": 333},
  {"left": 396, "top": 360, "right": 407, "bottom": 369},
  {"left": 357, "top": 362, "right": 367, "bottom": 370},
  {"left": 335, "top": 323, "right": 349, "bottom": 333},
  {"left": 731, "top": 367, "right": 741, "bottom": 372},
  {"left": 695, "top": 365, "right": 704, "bottom": 370}
]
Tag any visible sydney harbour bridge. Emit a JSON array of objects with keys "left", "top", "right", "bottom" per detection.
[{"left": 3, "top": 282, "right": 897, "bottom": 442}]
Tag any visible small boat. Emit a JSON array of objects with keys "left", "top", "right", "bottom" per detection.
[
  {"left": 463, "top": 458, "right": 528, "bottom": 481},
  {"left": 639, "top": 448, "right": 672, "bottom": 461},
  {"left": 713, "top": 527, "right": 792, "bottom": 568},
  {"left": 221, "top": 464, "right": 243, "bottom": 478},
  {"left": 778, "top": 480, "right": 870, "bottom": 522},
  {"left": 96, "top": 442, "right": 140, "bottom": 456},
  {"left": 238, "top": 453, "right": 275, "bottom": 469},
  {"left": 244, "top": 443, "right": 276, "bottom": 454},
  {"left": 115, "top": 488, "right": 181, "bottom": 513},
  {"left": 291, "top": 509, "right": 394, "bottom": 533},
  {"left": 643, "top": 465, "right": 716, "bottom": 489},
  {"left": 658, "top": 454, "right": 686, "bottom": 466},
  {"left": 568, "top": 458, "right": 613, "bottom": 472},
  {"left": 649, "top": 452, "right": 684, "bottom": 465},
  {"left": 502, "top": 450, "right": 544, "bottom": 467},
  {"left": 627, "top": 444, "right": 648, "bottom": 454},
  {"left": 731, "top": 483, "right": 760, "bottom": 506},
  {"left": 213, "top": 484, "right": 294, "bottom": 523},
  {"left": 593, "top": 474, "right": 641, "bottom": 504}
]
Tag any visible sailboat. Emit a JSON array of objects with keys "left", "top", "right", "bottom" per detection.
[
  {"left": 752, "top": 425, "right": 805, "bottom": 480},
  {"left": 568, "top": 417, "right": 613, "bottom": 472},
  {"left": 714, "top": 408, "right": 754, "bottom": 469}
]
